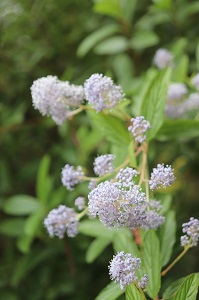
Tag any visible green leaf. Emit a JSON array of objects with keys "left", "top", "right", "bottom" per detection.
[
  {"left": 88, "top": 111, "right": 131, "bottom": 146},
  {"left": 95, "top": 281, "right": 124, "bottom": 300},
  {"left": 163, "top": 276, "right": 187, "bottom": 299},
  {"left": 0, "top": 218, "right": 25, "bottom": 237},
  {"left": 113, "top": 228, "right": 140, "bottom": 257},
  {"left": 78, "top": 219, "right": 114, "bottom": 239},
  {"left": 130, "top": 31, "right": 159, "bottom": 50},
  {"left": 157, "top": 120, "right": 199, "bottom": 141},
  {"left": 94, "top": 36, "right": 129, "bottom": 55},
  {"left": 172, "top": 273, "right": 198, "bottom": 300},
  {"left": 86, "top": 237, "right": 111, "bottom": 263},
  {"left": 36, "top": 155, "right": 52, "bottom": 203},
  {"left": 158, "top": 210, "right": 176, "bottom": 267},
  {"left": 24, "top": 209, "right": 44, "bottom": 237},
  {"left": 121, "top": 0, "right": 138, "bottom": 22},
  {"left": 141, "top": 68, "right": 171, "bottom": 141},
  {"left": 172, "top": 55, "right": 189, "bottom": 82},
  {"left": 17, "top": 234, "right": 33, "bottom": 253},
  {"left": 93, "top": 0, "right": 122, "bottom": 19},
  {"left": 142, "top": 230, "right": 161, "bottom": 299},
  {"left": 125, "top": 284, "right": 143, "bottom": 300},
  {"left": 77, "top": 24, "right": 120, "bottom": 57},
  {"left": 3, "top": 195, "right": 41, "bottom": 216}
]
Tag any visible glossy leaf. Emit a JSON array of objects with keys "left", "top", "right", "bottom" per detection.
[
  {"left": 130, "top": 31, "right": 159, "bottom": 50},
  {"left": 93, "top": 0, "right": 122, "bottom": 19},
  {"left": 3, "top": 195, "right": 41, "bottom": 216},
  {"left": 77, "top": 24, "right": 120, "bottom": 57},
  {"left": 125, "top": 284, "right": 143, "bottom": 300},
  {"left": 142, "top": 230, "right": 161, "bottom": 299},
  {"left": 157, "top": 120, "right": 199, "bottom": 141},
  {"left": 95, "top": 281, "right": 124, "bottom": 300},
  {"left": 87, "top": 111, "right": 131, "bottom": 146},
  {"left": 0, "top": 218, "right": 25, "bottom": 237},
  {"left": 172, "top": 273, "right": 198, "bottom": 300},
  {"left": 172, "top": 55, "right": 189, "bottom": 82},
  {"left": 141, "top": 68, "right": 171, "bottom": 141},
  {"left": 158, "top": 210, "right": 176, "bottom": 267},
  {"left": 113, "top": 228, "right": 140, "bottom": 257},
  {"left": 86, "top": 237, "right": 111, "bottom": 263},
  {"left": 36, "top": 155, "right": 52, "bottom": 203},
  {"left": 94, "top": 36, "right": 129, "bottom": 55},
  {"left": 163, "top": 276, "right": 187, "bottom": 299},
  {"left": 78, "top": 219, "right": 114, "bottom": 239}
]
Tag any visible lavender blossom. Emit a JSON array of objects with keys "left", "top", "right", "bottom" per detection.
[
  {"left": 88, "top": 181, "right": 146, "bottom": 228},
  {"left": 30, "top": 76, "right": 84, "bottom": 125},
  {"left": 180, "top": 217, "right": 199, "bottom": 247},
  {"left": 128, "top": 116, "right": 151, "bottom": 144},
  {"left": 44, "top": 205, "right": 79, "bottom": 238},
  {"left": 149, "top": 164, "right": 175, "bottom": 190},
  {"left": 61, "top": 164, "right": 84, "bottom": 191},
  {"left": 84, "top": 73, "right": 124, "bottom": 111},
  {"left": 183, "top": 93, "right": 199, "bottom": 111},
  {"left": 165, "top": 103, "right": 185, "bottom": 119},
  {"left": 153, "top": 48, "right": 173, "bottom": 69},
  {"left": 167, "top": 83, "right": 187, "bottom": 101},
  {"left": 108, "top": 251, "right": 148, "bottom": 290},
  {"left": 88, "top": 179, "right": 97, "bottom": 190},
  {"left": 75, "top": 197, "right": 86, "bottom": 210},
  {"left": 93, "top": 154, "right": 116, "bottom": 177}
]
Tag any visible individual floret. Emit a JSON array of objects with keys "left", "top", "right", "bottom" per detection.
[
  {"left": 149, "top": 163, "right": 175, "bottom": 190},
  {"left": 93, "top": 154, "right": 116, "bottom": 177},
  {"left": 128, "top": 116, "right": 151, "bottom": 144},
  {"left": 61, "top": 164, "right": 84, "bottom": 191},
  {"left": 84, "top": 73, "right": 124, "bottom": 111},
  {"left": 153, "top": 48, "right": 173, "bottom": 69},
  {"left": 180, "top": 217, "right": 199, "bottom": 247},
  {"left": 108, "top": 251, "right": 148, "bottom": 290},
  {"left": 44, "top": 205, "right": 79, "bottom": 238}
]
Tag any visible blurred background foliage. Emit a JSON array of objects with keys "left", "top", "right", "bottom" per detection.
[{"left": 0, "top": 0, "right": 199, "bottom": 299}]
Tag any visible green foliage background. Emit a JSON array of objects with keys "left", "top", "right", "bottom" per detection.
[{"left": 0, "top": 0, "right": 199, "bottom": 299}]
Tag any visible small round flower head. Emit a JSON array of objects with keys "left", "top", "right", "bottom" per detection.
[
  {"left": 30, "top": 76, "right": 84, "bottom": 125},
  {"left": 108, "top": 251, "right": 148, "bottom": 290},
  {"left": 74, "top": 197, "right": 86, "bottom": 210},
  {"left": 142, "top": 200, "right": 165, "bottom": 229},
  {"left": 84, "top": 73, "right": 124, "bottom": 111},
  {"left": 128, "top": 116, "right": 151, "bottom": 144},
  {"left": 44, "top": 205, "right": 79, "bottom": 238},
  {"left": 180, "top": 217, "right": 199, "bottom": 247},
  {"left": 183, "top": 93, "right": 199, "bottom": 111},
  {"left": 153, "top": 48, "right": 173, "bottom": 69},
  {"left": 30, "top": 75, "right": 70, "bottom": 124},
  {"left": 88, "top": 181, "right": 147, "bottom": 229},
  {"left": 61, "top": 164, "right": 84, "bottom": 191},
  {"left": 93, "top": 154, "right": 116, "bottom": 177},
  {"left": 149, "top": 164, "right": 175, "bottom": 190},
  {"left": 167, "top": 83, "right": 187, "bottom": 101},
  {"left": 116, "top": 167, "right": 139, "bottom": 189},
  {"left": 191, "top": 73, "right": 199, "bottom": 91},
  {"left": 165, "top": 103, "right": 185, "bottom": 119}
]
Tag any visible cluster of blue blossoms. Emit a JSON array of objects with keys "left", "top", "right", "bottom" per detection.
[{"left": 33, "top": 71, "right": 198, "bottom": 292}]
